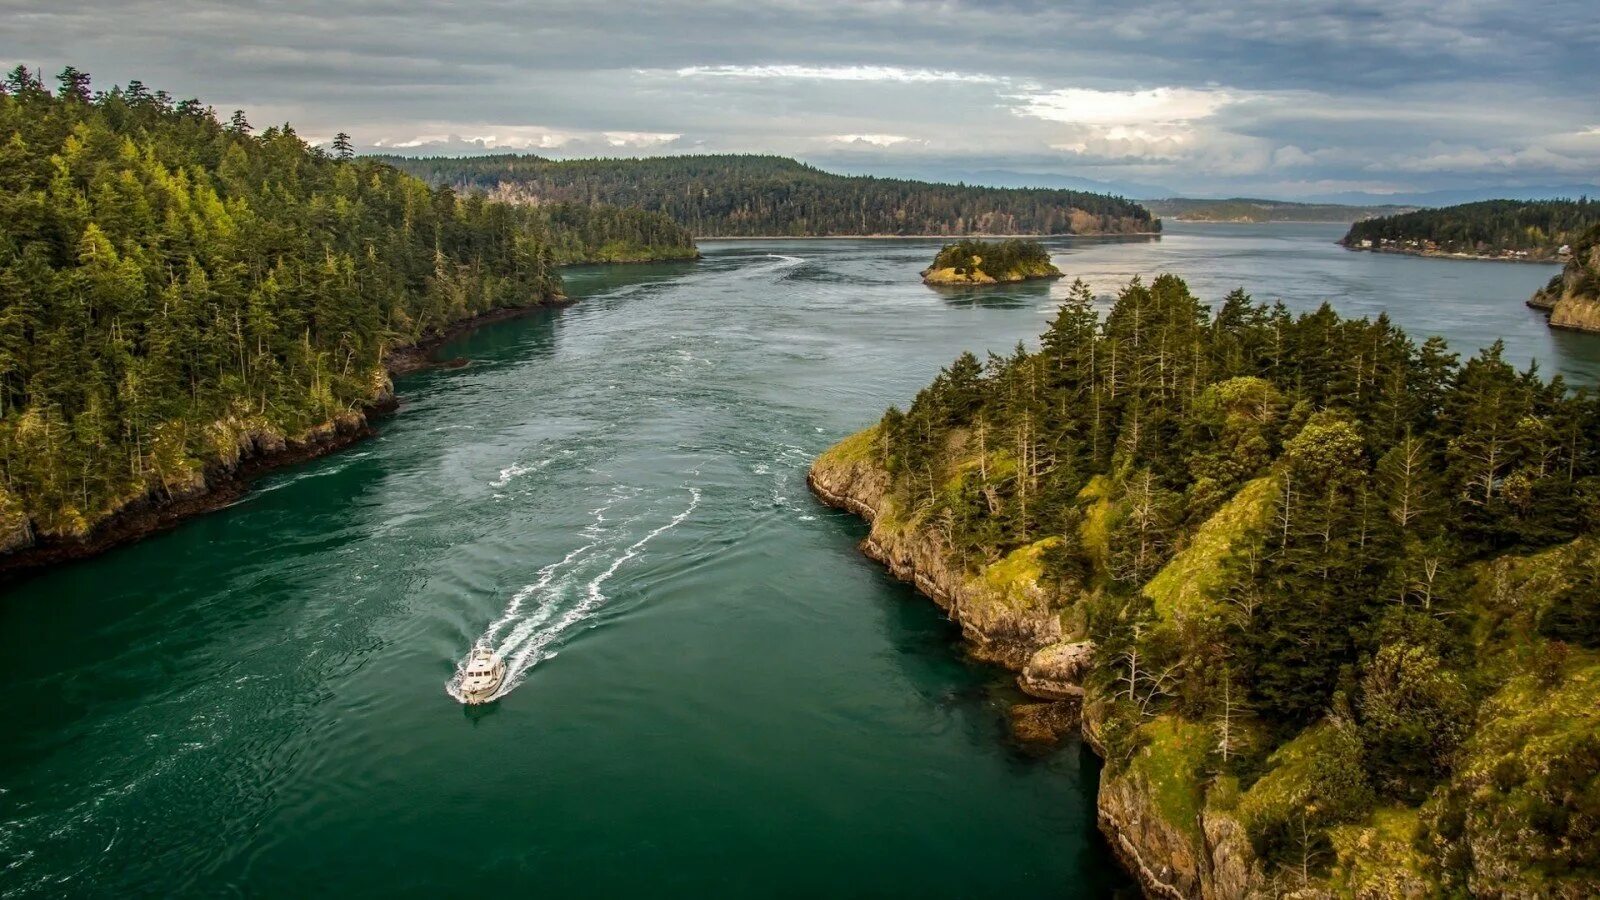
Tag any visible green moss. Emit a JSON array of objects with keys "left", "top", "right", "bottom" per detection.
[
  {"left": 1128, "top": 715, "right": 1212, "bottom": 840},
  {"left": 1468, "top": 536, "right": 1597, "bottom": 668},
  {"left": 1236, "top": 722, "right": 1373, "bottom": 863},
  {"left": 1429, "top": 662, "right": 1600, "bottom": 895},
  {"left": 976, "top": 537, "right": 1061, "bottom": 608},
  {"left": 1327, "top": 807, "right": 1434, "bottom": 899},
  {"left": 941, "top": 448, "right": 1017, "bottom": 494},
  {"left": 1144, "top": 476, "right": 1278, "bottom": 620},
  {"left": 1078, "top": 475, "right": 1116, "bottom": 576},
  {"left": 816, "top": 425, "right": 880, "bottom": 469}
]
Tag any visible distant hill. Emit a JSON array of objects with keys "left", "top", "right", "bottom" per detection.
[
  {"left": 811, "top": 163, "right": 1176, "bottom": 201},
  {"left": 1146, "top": 197, "right": 1413, "bottom": 223},
  {"left": 1341, "top": 199, "right": 1600, "bottom": 260},
  {"left": 381, "top": 154, "right": 1158, "bottom": 238},
  {"left": 1304, "top": 184, "right": 1600, "bottom": 207}
]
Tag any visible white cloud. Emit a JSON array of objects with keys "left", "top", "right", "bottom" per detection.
[
  {"left": 368, "top": 125, "right": 684, "bottom": 154},
  {"left": 672, "top": 64, "right": 1003, "bottom": 84},
  {"left": 828, "top": 133, "right": 914, "bottom": 147},
  {"left": 604, "top": 131, "right": 682, "bottom": 147},
  {"left": 1272, "top": 145, "right": 1315, "bottom": 167},
  {"left": 1012, "top": 87, "right": 1234, "bottom": 126}
]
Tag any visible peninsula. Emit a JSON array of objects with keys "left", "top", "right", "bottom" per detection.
[
  {"left": 0, "top": 68, "right": 695, "bottom": 575},
  {"left": 1341, "top": 198, "right": 1600, "bottom": 261},
  {"left": 811, "top": 276, "right": 1600, "bottom": 898}
]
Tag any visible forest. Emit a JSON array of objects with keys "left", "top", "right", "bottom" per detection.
[
  {"left": 0, "top": 67, "right": 689, "bottom": 548},
  {"left": 859, "top": 275, "right": 1599, "bottom": 893},
  {"left": 1343, "top": 198, "right": 1600, "bottom": 256},
  {"left": 384, "top": 153, "right": 1159, "bottom": 237}
]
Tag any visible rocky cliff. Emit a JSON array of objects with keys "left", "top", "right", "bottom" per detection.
[
  {"left": 1529, "top": 227, "right": 1600, "bottom": 334},
  {"left": 807, "top": 426, "right": 1065, "bottom": 667},
  {"left": 809, "top": 427, "right": 1270, "bottom": 899}
]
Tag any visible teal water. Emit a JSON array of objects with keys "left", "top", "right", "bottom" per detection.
[{"left": 0, "top": 224, "right": 1590, "bottom": 897}]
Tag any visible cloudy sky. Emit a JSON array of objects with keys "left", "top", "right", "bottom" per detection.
[{"left": 5, "top": 0, "right": 1599, "bottom": 198}]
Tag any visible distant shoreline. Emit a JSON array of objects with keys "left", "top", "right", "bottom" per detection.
[
  {"left": 1341, "top": 245, "right": 1564, "bottom": 265},
  {"left": 695, "top": 231, "right": 1163, "bottom": 241},
  {"left": 1167, "top": 218, "right": 1359, "bottom": 225}
]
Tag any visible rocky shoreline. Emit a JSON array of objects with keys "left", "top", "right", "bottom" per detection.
[
  {"left": 0, "top": 298, "right": 569, "bottom": 581},
  {"left": 808, "top": 433, "right": 1263, "bottom": 900},
  {"left": 1527, "top": 237, "right": 1600, "bottom": 334}
]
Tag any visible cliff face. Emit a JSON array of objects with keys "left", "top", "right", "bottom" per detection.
[
  {"left": 1529, "top": 232, "right": 1600, "bottom": 333},
  {"left": 809, "top": 428, "right": 1271, "bottom": 899},
  {"left": 813, "top": 425, "right": 1600, "bottom": 898},
  {"left": 807, "top": 427, "right": 1064, "bottom": 667}
]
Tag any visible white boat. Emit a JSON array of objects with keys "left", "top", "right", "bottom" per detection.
[{"left": 457, "top": 647, "right": 506, "bottom": 704}]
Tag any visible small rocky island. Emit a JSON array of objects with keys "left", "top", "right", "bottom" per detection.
[
  {"left": 921, "top": 239, "right": 1063, "bottom": 285},
  {"left": 1528, "top": 224, "right": 1600, "bottom": 333}
]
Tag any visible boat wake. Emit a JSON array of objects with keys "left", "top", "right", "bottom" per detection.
[{"left": 446, "top": 486, "right": 701, "bottom": 704}]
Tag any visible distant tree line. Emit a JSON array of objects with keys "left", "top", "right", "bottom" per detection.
[
  {"left": 1343, "top": 198, "right": 1600, "bottom": 253},
  {"left": 384, "top": 153, "right": 1159, "bottom": 237}
]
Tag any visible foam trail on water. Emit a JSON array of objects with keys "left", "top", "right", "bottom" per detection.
[
  {"left": 447, "top": 490, "right": 633, "bottom": 703},
  {"left": 499, "top": 487, "right": 701, "bottom": 693},
  {"left": 477, "top": 492, "right": 626, "bottom": 646}
]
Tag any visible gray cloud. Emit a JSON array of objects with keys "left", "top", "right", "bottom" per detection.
[{"left": 2, "top": 0, "right": 1597, "bottom": 197}]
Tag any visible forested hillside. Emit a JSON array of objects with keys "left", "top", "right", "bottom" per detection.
[
  {"left": 537, "top": 202, "right": 697, "bottom": 264},
  {"left": 385, "top": 154, "right": 1158, "bottom": 237},
  {"left": 821, "top": 276, "right": 1599, "bottom": 895},
  {"left": 0, "top": 67, "right": 671, "bottom": 556},
  {"left": 1343, "top": 198, "right": 1600, "bottom": 258}
]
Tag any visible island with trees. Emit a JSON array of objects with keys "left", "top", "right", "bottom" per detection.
[
  {"left": 385, "top": 153, "right": 1159, "bottom": 238},
  {"left": 1529, "top": 224, "right": 1600, "bottom": 333},
  {"left": 1341, "top": 198, "right": 1600, "bottom": 261},
  {"left": 920, "top": 239, "right": 1063, "bottom": 285},
  {"left": 0, "top": 67, "right": 695, "bottom": 573},
  {"left": 811, "top": 275, "right": 1599, "bottom": 897}
]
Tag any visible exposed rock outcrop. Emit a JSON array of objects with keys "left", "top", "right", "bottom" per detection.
[
  {"left": 1019, "top": 640, "right": 1095, "bottom": 699},
  {"left": 1529, "top": 229, "right": 1600, "bottom": 334},
  {"left": 1008, "top": 699, "right": 1083, "bottom": 744},
  {"left": 807, "top": 428, "right": 1064, "bottom": 668},
  {"left": 809, "top": 430, "right": 1274, "bottom": 900}
]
